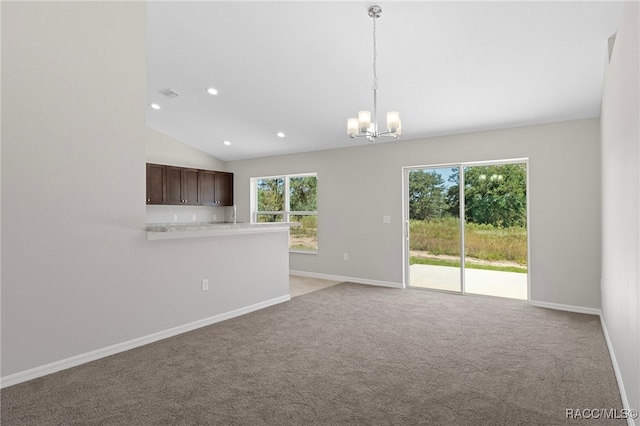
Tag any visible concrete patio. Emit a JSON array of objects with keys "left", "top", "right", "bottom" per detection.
[{"left": 409, "top": 264, "right": 528, "bottom": 300}]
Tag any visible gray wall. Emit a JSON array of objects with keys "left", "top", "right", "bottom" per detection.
[
  {"left": 1, "top": 1, "right": 288, "bottom": 380},
  {"left": 601, "top": 0, "right": 640, "bottom": 414},
  {"left": 230, "top": 118, "right": 602, "bottom": 309},
  {"left": 146, "top": 127, "right": 226, "bottom": 171}
]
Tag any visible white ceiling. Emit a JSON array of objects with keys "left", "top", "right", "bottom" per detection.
[{"left": 146, "top": 1, "right": 624, "bottom": 162}]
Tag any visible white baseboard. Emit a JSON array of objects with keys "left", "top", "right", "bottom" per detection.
[
  {"left": 600, "top": 315, "right": 636, "bottom": 426},
  {"left": 0, "top": 295, "right": 290, "bottom": 389},
  {"left": 289, "top": 270, "right": 404, "bottom": 289},
  {"left": 528, "top": 299, "right": 602, "bottom": 316}
]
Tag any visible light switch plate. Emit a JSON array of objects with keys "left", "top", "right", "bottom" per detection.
[{"left": 383, "top": 216, "right": 391, "bottom": 224}]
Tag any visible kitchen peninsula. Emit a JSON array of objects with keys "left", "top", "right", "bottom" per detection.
[{"left": 146, "top": 221, "right": 300, "bottom": 240}]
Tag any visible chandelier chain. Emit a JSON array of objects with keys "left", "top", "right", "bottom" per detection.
[{"left": 372, "top": 15, "right": 378, "bottom": 91}]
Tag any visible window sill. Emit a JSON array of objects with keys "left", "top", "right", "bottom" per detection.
[{"left": 289, "top": 249, "right": 317, "bottom": 255}]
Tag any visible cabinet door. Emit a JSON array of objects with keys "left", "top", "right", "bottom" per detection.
[
  {"left": 199, "top": 170, "right": 217, "bottom": 206},
  {"left": 165, "top": 166, "right": 183, "bottom": 205},
  {"left": 215, "top": 172, "right": 234, "bottom": 206},
  {"left": 182, "top": 168, "right": 199, "bottom": 205},
  {"left": 146, "top": 163, "right": 165, "bottom": 204},
  {"left": 166, "top": 166, "right": 199, "bottom": 205}
]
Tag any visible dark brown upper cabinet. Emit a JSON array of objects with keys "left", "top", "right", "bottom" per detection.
[
  {"left": 146, "top": 163, "right": 166, "bottom": 204},
  {"left": 199, "top": 170, "right": 234, "bottom": 206},
  {"left": 146, "top": 163, "right": 233, "bottom": 207},
  {"left": 165, "top": 166, "right": 199, "bottom": 205},
  {"left": 199, "top": 170, "right": 217, "bottom": 206},
  {"left": 214, "top": 172, "right": 234, "bottom": 206}
]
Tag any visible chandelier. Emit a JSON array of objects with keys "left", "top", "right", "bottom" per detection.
[{"left": 347, "top": 5, "right": 401, "bottom": 142}]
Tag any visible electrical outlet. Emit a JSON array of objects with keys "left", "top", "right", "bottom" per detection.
[
  {"left": 201, "top": 279, "right": 209, "bottom": 292},
  {"left": 173, "top": 214, "right": 178, "bottom": 222},
  {"left": 192, "top": 214, "right": 197, "bottom": 221},
  {"left": 343, "top": 253, "right": 349, "bottom": 261},
  {"left": 212, "top": 214, "right": 217, "bottom": 222},
  {"left": 383, "top": 216, "right": 391, "bottom": 224}
]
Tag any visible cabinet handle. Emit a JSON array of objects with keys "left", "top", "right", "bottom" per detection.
[{"left": 147, "top": 198, "right": 150, "bottom": 202}]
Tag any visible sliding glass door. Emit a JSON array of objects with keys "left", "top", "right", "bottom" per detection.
[
  {"left": 462, "top": 164, "right": 528, "bottom": 299},
  {"left": 406, "top": 167, "right": 462, "bottom": 293},
  {"left": 405, "top": 160, "right": 528, "bottom": 300}
]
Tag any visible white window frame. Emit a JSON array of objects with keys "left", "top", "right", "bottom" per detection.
[{"left": 250, "top": 173, "right": 318, "bottom": 253}]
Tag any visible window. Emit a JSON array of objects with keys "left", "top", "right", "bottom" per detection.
[{"left": 252, "top": 173, "right": 318, "bottom": 252}]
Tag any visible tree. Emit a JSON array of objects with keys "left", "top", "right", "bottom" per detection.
[
  {"left": 409, "top": 170, "right": 448, "bottom": 220},
  {"left": 289, "top": 175, "right": 317, "bottom": 212},
  {"left": 446, "top": 168, "right": 461, "bottom": 217},
  {"left": 257, "top": 178, "right": 284, "bottom": 221},
  {"left": 257, "top": 176, "right": 318, "bottom": 222},
  {"left": 447, "top": 164, "right": 527, "bottom": 227}
]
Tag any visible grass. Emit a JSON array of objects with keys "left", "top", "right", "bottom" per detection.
[
  {"left": 410, "top": 217, "right": 528, "bottom": 265},
  {"left": 410, "top": 256, "right": 527, "bottom": 274},
  {"left": 285, "top": 216, "right": 528, "bottom": 265},
  {"left": 289, "top": 215, "right": 317, "bottom": 251}
]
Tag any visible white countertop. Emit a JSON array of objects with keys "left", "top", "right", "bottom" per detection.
[{"left": 146, "top": 222, "right": 300, "bottom": 240}]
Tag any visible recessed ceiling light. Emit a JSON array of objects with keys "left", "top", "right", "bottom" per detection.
[
  {"left": 150, "top": 103, "right": 160, "bottom": 110},
  {"left": 223, "top": 140, "right": 231, "bottom": 146},
  {"left": 276, "top": 132, "right": 285, "bottom": 138},
  {"left": 207, "top": 88, "right": 218, "bottom": 95}
]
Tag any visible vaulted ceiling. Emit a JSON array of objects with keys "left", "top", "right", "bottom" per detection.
[{"left": 146, "top": 1, "right": 624, "bottom": 161}]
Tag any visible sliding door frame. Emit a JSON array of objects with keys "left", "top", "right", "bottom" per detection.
[
  {"left": 403, "top": 158, "right": 530, "bottom": 299},
  {"left": 403, "top": 162, "right": 463, "bottom": 293}
]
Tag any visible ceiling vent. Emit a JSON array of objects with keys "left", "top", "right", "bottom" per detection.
[{"left": 158, "top": 88, "right": 180, "bottom": 99}]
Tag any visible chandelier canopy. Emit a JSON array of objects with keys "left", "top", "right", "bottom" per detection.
[{"left": 347, "top": 5, "right": 401, "bottom": 142}]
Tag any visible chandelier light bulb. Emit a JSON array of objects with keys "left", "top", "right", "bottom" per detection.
[
  {"left": 347, "top": 118, "right": 359, "bottom": 137},
  {"left": 387, "top": 111, "right": 400, "bottom": 132},
  {"left": 358, "top": 111, "right": 371, "bottom": 132}
]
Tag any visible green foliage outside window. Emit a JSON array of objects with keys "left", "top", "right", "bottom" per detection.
[
  {"left": 409, "top": 170, "right": 448, "bottom": 220},
  {"left": 255, "top": 174, "right": 318, "bottom": 251},
  {"left": 409, "top": 164, "right": 527, "bottom": 228},
  {"left": 289, "top": 176, "right": 317, "bottom": 212},
  {"left": 448, "top": 164, "right": 527, "bottom": 228},
  {"left": 257, "top": 178, "right": 284, "bottom": 222}
]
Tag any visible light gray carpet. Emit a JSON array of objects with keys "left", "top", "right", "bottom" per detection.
[{"left": 1, "top": 283, "right": 624, "bottom": 425}]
